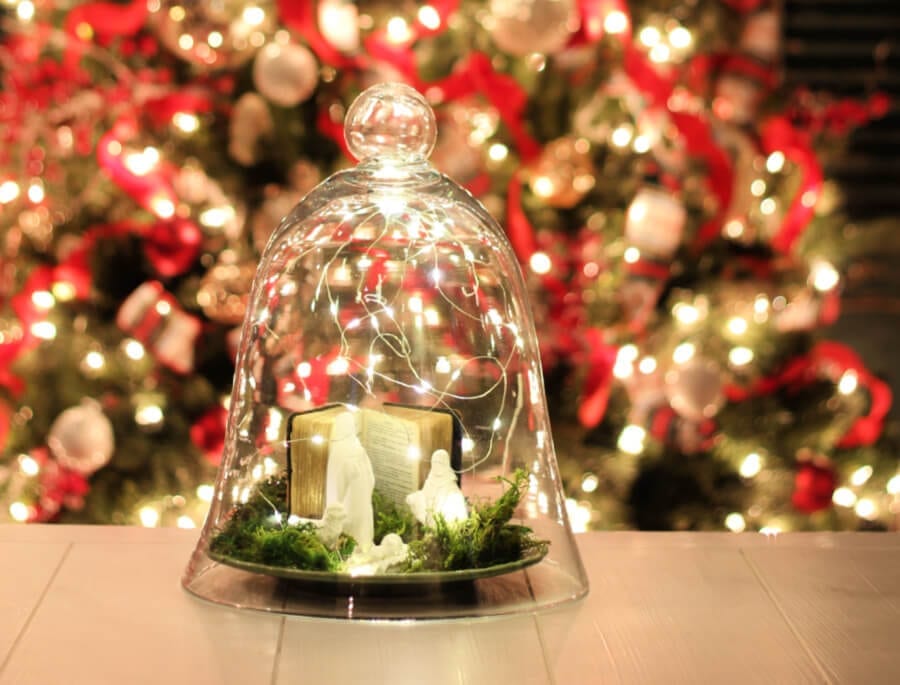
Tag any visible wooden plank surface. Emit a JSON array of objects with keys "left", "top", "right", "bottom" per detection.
[
  {"left": 0, "top": 539, "right": 282, "bottom": 685},
  {"left": 745, "top": 545, "right": 900, "bottom": 684},
  {"left": 0, "top": 542, "right": 69, "bottom": 670},
  {"left": 1, "top": 527, "right": 900, "bottom": 684},
  {"left": 540, "top": 535, "right": 822, "bottom": 684}
]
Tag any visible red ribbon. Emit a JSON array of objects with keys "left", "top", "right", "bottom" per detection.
[
  {"left": 432, "top": 52, "right": 541, "bottom": 161},
  {"left": 578, "top": 329, "right": 619, "bottom": 428},
  {"left": 725, "top": 341, "right": 891, "bottom": 448},
  {"left": 504, "top": 174, "right": 538, "bottom": 264},
  {"left": 760, "top": 115, "right": 824, "bottom": 253}
]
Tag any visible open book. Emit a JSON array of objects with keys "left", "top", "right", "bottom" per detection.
[{"left": 285, "top": 404, "right": 461, "bottom": 518}]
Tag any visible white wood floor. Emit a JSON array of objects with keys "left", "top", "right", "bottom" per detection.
[{"left": 1, "top": 525, "right": 898, "bottom": 684}]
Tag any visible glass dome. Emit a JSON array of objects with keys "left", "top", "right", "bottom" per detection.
[{"left": 183, "top": 83, "right": 588, "bottom": 619}]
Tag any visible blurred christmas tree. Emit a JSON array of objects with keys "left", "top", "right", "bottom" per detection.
[{"left": 0, "top": 0, "right": 895, "bottom": 530}]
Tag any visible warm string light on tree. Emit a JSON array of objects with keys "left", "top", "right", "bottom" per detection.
[{"left": 0, "top": 0, "right": 894, "bottom": 535}]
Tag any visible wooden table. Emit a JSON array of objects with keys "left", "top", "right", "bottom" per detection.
[{"left": 0, "top": 525, "right": 898, "bottom": 684}]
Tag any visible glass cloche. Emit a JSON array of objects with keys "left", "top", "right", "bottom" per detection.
[{"left": 183, "top": 83, "right": 588, "bottom": 619}]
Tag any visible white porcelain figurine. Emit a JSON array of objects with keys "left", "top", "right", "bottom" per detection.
[
  {"left": 406, "top": 449, "right": 468, "bottom": 527},
  {"left": 325, "top": 412, "right": 375, "bottom": 548}
]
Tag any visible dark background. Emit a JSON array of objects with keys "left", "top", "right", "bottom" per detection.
[{"left": 784, "top": 0, "right": 900, "bottom": 420}]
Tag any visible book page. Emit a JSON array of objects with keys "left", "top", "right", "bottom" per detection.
[{"left": 361, "top": 410, "right": 420, "bottom": 506}]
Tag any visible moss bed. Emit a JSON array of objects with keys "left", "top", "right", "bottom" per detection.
[{"left": 209, "top": 470, "right": 548, "bottom": 574}]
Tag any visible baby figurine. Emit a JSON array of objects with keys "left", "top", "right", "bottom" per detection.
[
  {"left": 406, "top": 449, "right": 468, "bottom": 527},
  {"left": 325, "top": 411, "right": 375, "bottom": 549}
]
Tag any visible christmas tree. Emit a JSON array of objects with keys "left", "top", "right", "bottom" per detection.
[{"left": 0, "top": 0, "right": 894, "bottom": 531}]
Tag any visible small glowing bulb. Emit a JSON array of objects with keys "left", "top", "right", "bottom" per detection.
[
  {"left": 623, "top": 246, "right": 641, "bottom": 263},
  {"left": 151, "top": 196, "right": 175, "bottom": 219},
  {"left": 31, "top": 321, "right": 57, "bottom": 340},
  {"left": 155, "top": 300, "right": 171, "bottom": 316},
  {"left": 639, "top": 26, "right": 661, "bottom": 47},
  {"left": 139, "top": 506, "right": 160, "bottom": 527},
  {"left": 611, "top": 125, "right": 633, "bottom": 147},
  {"left": 172, "top": 112, "right": 200, "bottom": 133},
  {"left": 632, "top": 135, "right": 651, "bottom": 154},
  {"left": 199, "top": 207, "right": 233, "bottom": 229},
  {"left": 19, "top": 455, "right": 40, "bottom": 476},
  {"left": 724, "top": 219, "right": 745, "bottom": 239},
  {"left": 729, "top": 346, "right": 754, "bottom": 367},
  {"left": 386, "top": 16, "right": 412, "bottom": 43},
  {"left": 461, "top": 437, "right": 474, "bottom": 453},
  {"left": 739, "top": 452, "right": 763, "bottom": 478},
  {"left": 326, "top": 357, "right": 349, "bottom": 375},
  {"left": 638, "top": 356, "right": 657, "bottom": 374},
  {"left": 855, "top": 498, "right": 877, "bottom": 520},
  {"left": 618, "top": 344, "right": 639, "bottom": 363},
  {"left": 727, "top": 317, "right": 748, "bottom": 335},
  {"left": 123, "top": 339, "right": 145, "bottom": 361},
  {"left": 532, "top": 176, "right": 555, "bottom": 198},
  {"left": 31, "top": 290, "right": 55, "bottom": 309},
  {"left": 618, "top": 425, "right": 646, "bottom": 455},
  {"left": 0, "top": 180, "right": 20, "bottom": 203},
  {"left": 27, "top": 182, "right": 44, "bottom": 203},
  {"left": 669, "top": 26, "right": 692, "bottom": 49},
  {"left": 135, "top": 404, "right": 164, "bottom": 426},
  {"left": 52, "top": 282, "right": 76, "bottom": 301},
  {"left": 176, "top": 515, "right": 196, "bottom": 529},
  {"left": 750, "top": 179, "right": 766, "bottom": 197},
  {"left": 16, "top": 0, "right": 35, "bottom": 21},
  {"left": 207, "top": 30, "right": 223, "bottom": 48},
  {"left": 581, "top": 473, "right": 599, "bottom": 493},
  {"left": 759, "top": 526, "right": 781, "bottom": 537},
  {"left": 838, "top": 371, "right": 858, "bottom": 395},
  {"left": 529, "top": 252, "right": 552, "bottom": 275},
  {"left": 435, "top": 357, "right": 452, "bottom": 374},
  {"left": 604, "top": 10, "right": 628, "bottom": 34},
  {"left": 725, "top": 512, "right": 746, "bottom": 532},
  {"left": 766, "top": 151, "right": 786, "bottom": 174},
  {"left": 84, "top": 351, "right": 105, "bottom": 370},
  {"left": 196, "top": 484, "right": 214, "bottom": 502},
  {"left": 832, "top": 487, "right": 857, "bottom": 508},
  {"left": 492, "top": 417, "right": 502, "bottom": 431},
  {"left": 850, "top": 465, "right": 873, "bottom": 487},
  {"left": 811, "top": 260, "right": 839, "bottom": 292},
  {"left": 417, "top": 4, "right": 440, "bottom": 30},
  {"left": 673, "top": 342, "right": 695, "bottom": 364},
  {"left": 673, "top": 303, "right": 699, "bottom": 325},
  {"left": 886, "top": 475, "right": 900, "bottom": 495},
  {"left": 424, "top": 308, "right": 440, "bottom": 326},
  {"left": 178, "top": 33, "right": 194, "bottom": 51},
  {"left": 488, "top": 143, "right": 508, "bottom": 161},
  {"left": 760, "top": 198, "right": 777, "bottom": 215},
  {"left": 242, "top": 5, "right": 265, "bottom": 25},
  {"left": 9, "top": 502, "right": 29, "bottom": 521},
  {"left": 649, "top": 43, "right": 671, "bottom": 63}
]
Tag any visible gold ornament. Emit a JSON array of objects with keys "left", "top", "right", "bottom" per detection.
[
  {"left": 528, "top": 137, "right": 595, "bottom": 209},
  {"left": 197, "top": 253, "right": 256, "bottom": 325}
]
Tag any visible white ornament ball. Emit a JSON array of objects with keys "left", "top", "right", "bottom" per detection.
[
  {"left": 665, "top": 358, "right": 726, "bottom": 422},
  {"left": 625, "top": 187, "right": 686, "bottom": 259},
  {"left": 488, "top": 0, "right": 578, "bottom": 57},
  {"left": 48, "top": 400, "right": 115, "bottom": 475},
  {"left": 253, "top": 43, "right": 319, "bottom": 108}
]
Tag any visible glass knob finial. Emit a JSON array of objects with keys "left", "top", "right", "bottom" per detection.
[{"left": 344, "top": 82, "right": 437, "bottom": 163}]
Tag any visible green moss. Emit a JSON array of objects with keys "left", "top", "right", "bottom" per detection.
[
  {"left": 210, "top": 470, "right": 547, "bottom": 574},
  {"left": 404, "top": 469, "right": 548, "bottom": 572}
]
